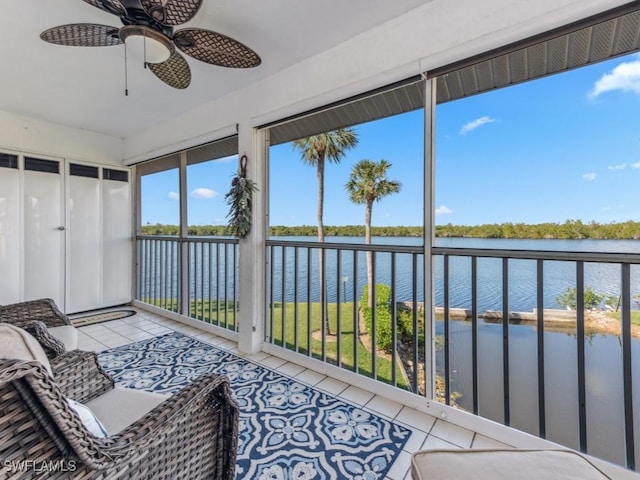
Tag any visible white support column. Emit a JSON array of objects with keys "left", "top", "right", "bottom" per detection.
[
  {"left": 423, "top": 76, "right": 436, "bottom": 400},
  {"left": 133, "top": 165, "right": 141, "bottom": 301},
  {"left": 179, "top": 152, "right": 190, "bottom": 316},
  {"left": 237, "top": 123, "right": 268, "bottom": 354}
]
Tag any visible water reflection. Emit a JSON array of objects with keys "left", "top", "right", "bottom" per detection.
[{"left": 438, "top": 319, "right": 635, "bottom": 466}]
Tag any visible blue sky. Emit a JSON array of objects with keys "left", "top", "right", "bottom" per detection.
[{"left": 142, "top": 52, "right": 640, "bottom": 227}]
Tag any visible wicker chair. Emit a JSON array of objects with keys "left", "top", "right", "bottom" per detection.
[
  {"left": 1, "top": 340, "right": 239, "bottom": 479},
  {"left": 0, "top": 299, "right": 76, "bottom": 357},
  {"left": 0, "top": 298, "right": 70, "bottom": 328}
]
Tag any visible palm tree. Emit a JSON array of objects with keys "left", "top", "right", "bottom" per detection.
[
  {"left": 292, "top": 128, "right": 358, "bottom": 334},
  {"left": 345, "top": 159, "right": 401, "bottom": 307}
]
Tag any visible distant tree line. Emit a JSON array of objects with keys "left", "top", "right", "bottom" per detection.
[
  {"left": 141, "top": 220, "right": 640, "bottom": 239},
  {"left": 435, "top": 220, "right": 640, "bottom": 240},
  {"left": 270, "top": 225, "right": 422, "bottom": 237},
  {"left": 140, "top": 224, "right": 423, "bottom": 237}
]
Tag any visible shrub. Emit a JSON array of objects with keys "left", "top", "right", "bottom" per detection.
[
  {"left": 361, "top": 284, "right": 394, "bottom": 353},
  {"left": 555, "top": 286, "right": 604, "bottom": 310},
  {"left": 360, "top": 284, "right": 428, "bottom": 352}
]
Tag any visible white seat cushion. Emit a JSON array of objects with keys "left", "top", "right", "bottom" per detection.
[
  {"left": 86, "top": 387, "right": 168, "bottom": 435},
  {"left": 67, "top": 398, "right": 109, "bottom": 438},
  {"left": 0, "top": 323, "right": 52, "bottom": 375},
  {"left": 47, "top": 325, "right": 78, "bottom": 351},
  {"left": 411, "top": 449, "right": 611, "bottom": 480}
]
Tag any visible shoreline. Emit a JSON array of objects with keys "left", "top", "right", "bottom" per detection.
[{"left": 427, "top": 305, "right": 640, "bottom": 338}]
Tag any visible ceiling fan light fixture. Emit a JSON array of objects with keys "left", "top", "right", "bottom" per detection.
[{"left": 119, "top": 25, "right": 174, "bottom": 64}]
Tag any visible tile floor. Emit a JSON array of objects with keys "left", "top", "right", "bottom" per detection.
[{"left": 72, "top": 307, "right": 531, "bottom": 480}]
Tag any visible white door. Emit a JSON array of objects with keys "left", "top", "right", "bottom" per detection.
[
  {"left": 0, "top": 154, "right": 21, "bottom": 305},
  {"left": 102, "top": 169, "right": 132, "bottom": 306},
  {"left": 23, "top": 156, "right": 65, "bottom": 308},
  {"left": 66, "top": 163, "right": 102, "bottom": 312}
]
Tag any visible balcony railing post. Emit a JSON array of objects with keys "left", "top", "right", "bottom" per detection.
[
  {"left": 471, "top": 256, "right": 478, "bottom": 415},
  {"left": 180, "top": 239, "right": 189, "bottom": 316},
  {"left": 353, "top": 251, "right": 359, "bottom": 374},
  {"left": 390, "top": 252, "right": 397, "bottom": 387},
  {"left": 336, "top": 249, "right": 343, "bottom": 368},
  {"left": 371, "top": 251, "right": 377, "bottom": 380},
  {"left": 536, "top": 259, "right": 546, "bottom": 438},
  {"left": 294, "top": 246, "right": 299, "bottom": 353},
  {"left": 281, "top": 245, "right": 287, "bottom": 348},
  {"left": 502, "top": 257, "right": 510, "bottom": 426},
  {"left": 443, "top": 254, "right": 450, "bottom": 404},
  {"left": 621, "top": 263, "right": 635, "bottom": 470},
  {"left": 576, "top": 261, "right": 587, "bottom": 453},
  {"left": 307, "top": 247, "right": 312, "bottom": 356}
]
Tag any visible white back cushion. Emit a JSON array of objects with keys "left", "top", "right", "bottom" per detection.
[{"left": 0, "top": 323, "right": 52, "bottom": 375}]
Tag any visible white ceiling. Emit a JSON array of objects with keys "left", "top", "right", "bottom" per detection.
[{"left": 1, "top": 0, "right": 431, "bottom": 139}]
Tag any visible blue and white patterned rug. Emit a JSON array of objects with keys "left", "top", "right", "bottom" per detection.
[{"left": 98, "top": 332, "right": 411, "bottom": 480}]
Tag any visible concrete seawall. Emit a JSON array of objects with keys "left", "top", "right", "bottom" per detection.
[
  {"left": 400, "top": 302, "right": 577, "bottom": 323},
  {"left": 398, "top": 302, "right": 638, "bottom": 337}
]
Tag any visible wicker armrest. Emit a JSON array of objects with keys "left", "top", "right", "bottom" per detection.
[
  {"left": 97, "top": 373, "right": 239, "bottom": 478},
  {"left": 20, "top": 320, "right": 67, "bottom": 358},
  {"left": 51, "top": 350, "right": 114, "bottom": 403},
  {"left": 0, "top": 298, "right": 71, "bottom": 328}
]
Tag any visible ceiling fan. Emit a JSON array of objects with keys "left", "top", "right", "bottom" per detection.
[{"left": 40, "top": 0, "right": 261, "bottom": 90}]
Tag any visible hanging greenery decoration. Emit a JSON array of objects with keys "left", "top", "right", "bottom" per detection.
[{"left": 225, "top": 154, "right": 258, "bottom": 238}]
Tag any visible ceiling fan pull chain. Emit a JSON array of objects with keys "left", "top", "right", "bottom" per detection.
[
  {"left": 124, "top": 42, "right": 129, "bottom": 96},
  {"left": 143, "top": 34, "right": 147, "bottom": 69}
]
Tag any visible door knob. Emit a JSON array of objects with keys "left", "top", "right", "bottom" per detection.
[{"left": 57, "top": 226, "right": 66, "bottom": 231}]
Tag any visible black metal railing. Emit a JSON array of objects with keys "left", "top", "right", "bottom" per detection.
[
  {"left": 434, "top": 247, "right": 640, "bottom": 470},
  {"left": 265, "top": 239, "right": 425, "bottom": 392},
  {"left": 136, "top": 235, "right": 239, "bottom": 332},
  {"left": 137, "top": 236, "right": 181, "bottom": 311},
  {"left": 266, "top": 239, "right": 640, "bottom": 470}
]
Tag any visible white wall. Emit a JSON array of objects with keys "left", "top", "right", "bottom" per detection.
[
  {"left": 123, "top": 0, "right": 628, "bottom": 162},
  {"left": 0, "top": 110, "right": 122, "bottom": 165}
]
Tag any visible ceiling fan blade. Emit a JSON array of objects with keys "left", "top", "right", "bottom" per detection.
[
  {"left": 41, "top": 24, "right": 122, "bottom": 47},
  {"left": 173, "top": 28, "right": 261, "bottom": 68},
  {"left": 147, "top": 51, "right": 191, "bottom": 89},
  {"left": 140, "top": 0, "right": 203, "bottom": 26},
  {"left": 81, "top": 0, "right": 127, "bottom": 17}
]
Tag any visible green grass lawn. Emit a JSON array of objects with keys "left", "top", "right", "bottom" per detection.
[
  {"left": 142, "top": 298, "right": 237, "bottom": 330},
  {"left": 269, "top": 301, "right": 410, "bottom": 390},
  {"left": 606, "top": 310, "right": 640, "bottom": 327}
]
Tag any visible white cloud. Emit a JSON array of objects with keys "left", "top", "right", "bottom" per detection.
[
  {"left": 632, "top": 161, "right": 640, "bottom": 169},
  {"left": 218, "top": 155, "right": 237, "bottom": 163},
  {"left": 168, "top": 191, "right": 179, "bottom": 201},
  {"left": 460, "top": 116, "right": 496, "bottom": 135},
  {"left": 608, "top": 163, "right": 626, "bottom": 171},
  {"left": 582, "top": 173, "right": 597, "bottom": 181},
  {"left": 435, "top": 205, "right": 453, "bottom": 215},
  {"left": 589, "top": 55, "right": 640, "bottom": 98},
  {"left": 191, "top": 188, "right": 217, "bottom": 199}
]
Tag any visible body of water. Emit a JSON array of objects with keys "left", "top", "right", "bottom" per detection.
[{"left": 270, "top": 236, "right": 640, "bottom": 313}]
